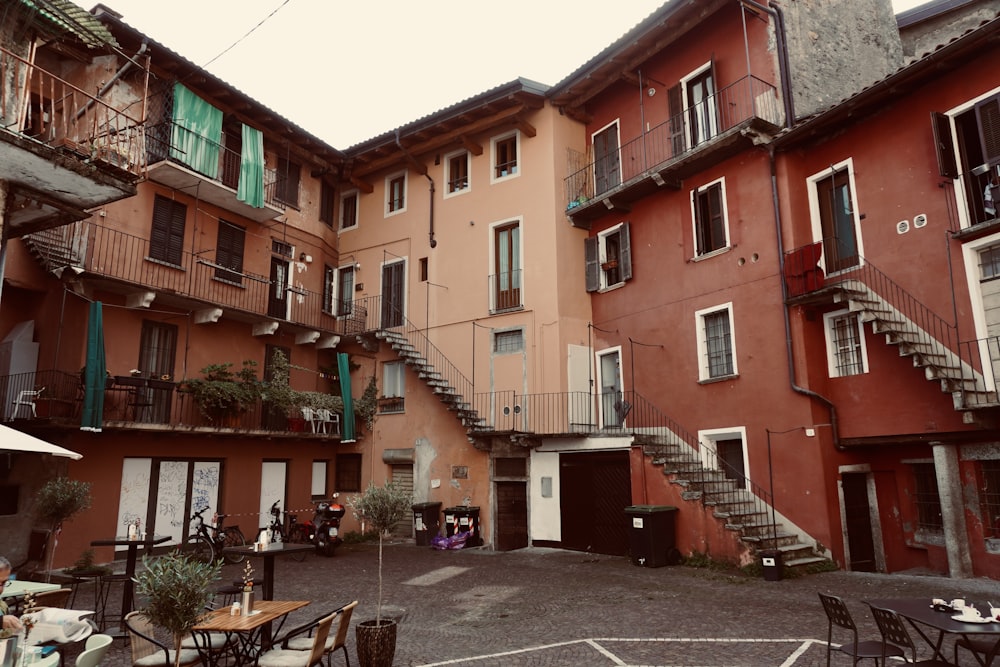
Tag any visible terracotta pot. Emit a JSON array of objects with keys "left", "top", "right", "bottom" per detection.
[{"left": 355, "top": 619, "right": 397, "bottom": 667}]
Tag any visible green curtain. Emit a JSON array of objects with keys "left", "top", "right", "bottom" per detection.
[
  {"left": 238, "top": 123, "right": 265, "bottom": 208},
  {"left": 80, "top": 301, "right": 106, "bottom": 432},
  {"left": 337, "top": 353, "right": 355, "bottom": 442},
  {"left": 170, "top": 83, "right": 222, "bottom": 178}
]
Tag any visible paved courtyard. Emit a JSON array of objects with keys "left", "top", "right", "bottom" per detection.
[{"left": 66, "top": 541, "right": 1000, "bottom": 666}]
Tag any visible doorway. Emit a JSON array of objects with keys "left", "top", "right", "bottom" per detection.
[
  {"left": 496, "top": 481, "right": 528, "bottom": 551},
  {"left": 597, "top": 349, "right": 625, "bottom": 429},
  {"left": 841, "top": 472, "right": 878, "bottom": 572},
  {"left": 381, "top": 260, "right": 405, "bottom": 329},
  {"left": 268, "top": 256, "right": 289, "bottom": 319},
  {"left": 559, "top": 450, "right": 631, "bottom": 556}
]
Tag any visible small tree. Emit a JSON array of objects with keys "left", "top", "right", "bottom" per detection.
[
  {"left": 348, "top": 482, "right": 411, "bottom": 623},
  {"left": 134, "top": 551, "right": 222, "bottom": 667},
  {"left": 35, "top": 477, "right": 92, "bottom": 581}
]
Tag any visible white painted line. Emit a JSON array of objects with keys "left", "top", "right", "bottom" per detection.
[
  {"left": 587, "top": 638, "right": 627, "bottom": 665},
  {"left": 403, "top": 566, "right": 471, "bottom": 586}
]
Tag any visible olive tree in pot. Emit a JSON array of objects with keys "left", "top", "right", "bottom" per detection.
[
  {"left": 34, "top": 477, "right": 92, "bottom": 581},
  {"left": 348, "top": 481, "right": 412, "bottom": 667},
  {"left": 133, "top": 550, "right": 222, "bottom": 667}
]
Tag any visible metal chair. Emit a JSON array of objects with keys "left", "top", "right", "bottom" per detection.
[
  {"left": 283, "top": 601, "right": 358, "bottom": 667},
  {"left": 257, "top": 610, "right": 337, "bottom": 667},
  {"left": 867, "top": 604, "right": 951, "bottom": 666},
  {"left": 75, "top": 634, "right": 113, "bottom": 667},
  {"left": 124, "top": 611, "right": 201, "bottom": 667},
  {"left": 819, "top": 593, "right": 903, "bottom": 666},
  {"left": 955, "top": 635, "right": 1000, "bottom": 666},
  {"left": 11, "top": 387, "right": 44, "bottom": 419}
]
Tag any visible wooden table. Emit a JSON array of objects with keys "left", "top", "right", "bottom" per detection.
[
  {"left": 222, "top": 543, "right": 314, "bottom": 601},
  {"left": 191, "top": 599, "right": 310, "bottom": 667},
  {"left": 90, "top": 533, "right": 171, "bottom": 635},
  {"left": 869, "top": 598, "right": 1000, "bottom": 664}
]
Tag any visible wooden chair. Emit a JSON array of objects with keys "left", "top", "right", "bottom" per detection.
[
  {"left": 75, "top": 634, "right": 113, "bottom": 667},
  {"left": 283, "top": 601, "right": 358, "bottom": 667},
  {"left": 25, "top": 587, "right": 73, "bottom": 610},
  {"left": 867, "top": 604, "right": 951, "bottom": 666},
  {"left": 123, "top": 611, "right": 201, "bottom": 667},
  {"left": 257, "top": 611, "right": 336, "bottom": 667},
  {"left": 818, "top": 593, "right": 903, "bottom": 666},
  {"left": 955, "top": 636, "right": 1000, "bottom": 666}
]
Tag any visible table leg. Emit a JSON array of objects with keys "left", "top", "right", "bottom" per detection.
[
  {"left": 903, "top": 618, "right": 948, "bottom": 661},
  {"left": 262, "top": 556, "right": 274, "bottom": 601},
  {"left": 120, "top": 544, "right": 140, "bottom": 630}
]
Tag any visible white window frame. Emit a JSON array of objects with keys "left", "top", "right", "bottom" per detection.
[
  {"left": 339, "top": 189, "right": 358, "bottom": 231},
  {"left": 491, "top": 131, "right": 520, "bottom": 183},
  {"left": 690, "top": 176, "right": 730, "bottom": 259},
  {"left": 597, "top": 222, "right": 627, "bottom": 291},
  {"left": 695, "top": 302, "right": 738, "bottom": 381},
  {"left": 385, "top": 171, "right": 407, "bottom": 217},
  {"left": 806, "top": 158, "right": 866, "bottom": 275},
  {"left": 680, "top": 61, "right": 718, "bottom": 150},
  {"left": 311, "top": 460, "right": 327, "bottom": 497},
  {"left": 383, "top": 361, "right": 405, "bottom": 398},
  {"left": 489, "top": 217, "right": 524, "bottom": 311},
  {"left": 698, "top": 426, "right": 749, "bottom": 487},
  {"left": 493, "top": 328, "right": 525, "bottom": 355},
  {"left": 444, "top": 149, "right": 471, "bottom": 198},
  {"left": 823, "top": 309, "right": 869, "bottom": 377},
  {"left": 962, "top": 229, "right": 1000, "bottom": 393},
  {"left": 938, "top": 85, "right": 1000, "bottom": 230},
  {"left": 591, "top": 119, "right": 622, "bottom": 195},
  {"left": 336, "top": 263, "right": 355, "bottom": 317}
]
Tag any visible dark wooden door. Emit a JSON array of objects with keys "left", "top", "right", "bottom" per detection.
[
  {"left": 496, "top": 481, "right": 528, "bottom": 551},
  {"left": 559, "top": 450, "right": 631, "bottom": 556},
  {"left": 381, "top": 261, "right": 405, "bottom": 328},
  {"left": 842, "top": 472, "right": 877, "bottom": 572},
  {"left": 268, "top": 257, "right": 288, "bottom": 319}
]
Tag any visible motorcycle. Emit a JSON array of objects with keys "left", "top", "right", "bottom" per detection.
[{"left": 309, "top": 494, "right": 345, "bottom": 556}]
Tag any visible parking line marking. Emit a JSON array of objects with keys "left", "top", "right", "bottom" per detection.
[{"left": 403, "top": 566, "right": 472, "bottom": 586}]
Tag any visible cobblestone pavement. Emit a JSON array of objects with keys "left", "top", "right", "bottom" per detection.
[{"left": 61, "top": 542, "right": 1000, "bottom": 666}]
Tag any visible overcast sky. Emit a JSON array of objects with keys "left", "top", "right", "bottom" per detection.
[{"left": 85, "top": 0, "right": 931, "bottom": 148}]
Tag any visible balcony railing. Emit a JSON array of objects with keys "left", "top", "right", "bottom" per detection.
[
  {"left": 0, "top": 45, "right": 146, "bottom": 179},
  {"left": 0, "top": 369, "right": 343, "bottom": 436},
  {"left": 564, "top": 75, "right": 780, "bottom": 213},
  {"left": 488, "top": 269, "right": 523, "bottom": 313}
]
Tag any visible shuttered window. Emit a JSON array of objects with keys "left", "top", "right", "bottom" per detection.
[
  {"left": 149, "top": 195, "right": 186, "bottom": 266},
  {"left": 275, "top": 156, "right": 300, "bottom": 207},
  {"left": 215, "top": 220, "right": 245, "bottom": 284}
]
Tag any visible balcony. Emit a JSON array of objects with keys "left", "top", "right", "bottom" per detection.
[
  {"left": 145, "top": 122, "right": 286, "bottom": 223},
  {"left": 564, "top": 75, "right": 782, "bottom": 228},
  {"left": 1, "top": 369, "right": 344, "bottom": 437},
  {"left": 488, "top": 269, "right": 523, "bottom": 313},
  {"left": 0, "top": 45, "right": 145, "bottom": 237}
]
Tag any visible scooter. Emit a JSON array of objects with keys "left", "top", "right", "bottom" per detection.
[{"left": 310, "top": 494, "right": 345, "bottom": 556}]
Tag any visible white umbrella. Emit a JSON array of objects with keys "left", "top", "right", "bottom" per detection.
[{"left": 0, "top": 424, "right": 82, "bottom": 459}]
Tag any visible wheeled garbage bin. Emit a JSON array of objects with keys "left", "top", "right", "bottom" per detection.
[
  {"left": 625, "top": 505, "right": 677, "bottom": 568},
  {"left": 760, "top": 549, "right": 783, "bottom": 581},
  {"left": 412, "top": 501, "right": 442, "bottom": 546},
  {"left": 444, "top": 506, "right": 482, "bottom": 547}
]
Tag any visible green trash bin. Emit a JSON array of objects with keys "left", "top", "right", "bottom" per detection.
[
  {"left": 625, "top": 505, "right": 677, "bottom": 568},
  {"left": 412, "top": 501, "right": 442, "bottom": 547}
]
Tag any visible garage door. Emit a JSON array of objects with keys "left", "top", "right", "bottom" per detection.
[
  {"left": 390, "top": 464, "right": 413, "bottom": 538},
  {"left": 559, "top": 450, "right": 631, "bottom": 556}
]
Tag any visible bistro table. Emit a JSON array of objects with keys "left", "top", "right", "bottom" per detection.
[
  {"left": 1, "top": 580, "right": 61, "bottom": 615},
  {"left": 222, "top": 543, "right": 314, "bottom": 601},
  {"left": 191, "top": 599, "right": 310, "bottom": 667},
  {"left": 90, "top": 533, "right": 171, "bottom": 636},
  {"left": 869, "top": 597, "right": 1000, "bottom": 664}
]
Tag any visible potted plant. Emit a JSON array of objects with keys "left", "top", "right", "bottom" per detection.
[
  {"left": 348, "top": 481, "right": 412, "bottom": 667},
  {"left": 133, "top": 551, "right": 222, "bottom": 667},
  {"left": 179, "top": 360, "right": 262, "bottom": 424},
  {"left": 262, "top": 351, "right": 345, "bottom": 430},
  {"left": 63, "top": 548, "right": 112, "bottom": 578},
  {"left": 35, "top": 477, "right": 92, "bottom": 581}
]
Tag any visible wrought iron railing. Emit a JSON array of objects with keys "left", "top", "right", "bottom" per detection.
[
  {"left": 564, "top": 75, "right": 779, "bottom": 209},
  {"left": 0, "top": 45, "right": 146, "bottom": 178},
  {"left": 487, "top": 270, "right": 523, "bottom": 313}
]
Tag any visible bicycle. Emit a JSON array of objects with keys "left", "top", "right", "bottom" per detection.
[
  {"left": 257, "top": 500, "right": 310, "bottom": 562},
  {"left": 187, "top": 507, "right": 247, "bottom": 564}
]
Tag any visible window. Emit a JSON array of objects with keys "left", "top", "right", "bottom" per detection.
[
  {"left": 911, "top": 461, "right": 943, "bottom": 533},
  {"left": 138, "top": 320, "right": 177, "bottom": 424},
  {"left": 493, "top": 221, "right": 522, "bottom": 312},
  {"left": 809, "top": 161, "right": 862, "bottom": 273},
  {"left": 419, "top": 257, "right": 428, "bottom": 282},
  {"left": 682, "top": 62, "right": 717, "bottom": 147},
  {"left": 692, "top": 179, "right": 728, "bottom": 256},
  {"left": 824, "top": 311, "right": 868, "bottom": 377},
  {"left": 593, "top": 122, "right": 621, "bottom": 195},
  {"left": 585, "top": 222, "right": 633, "bottom": 292},
  {"left": 494, "top": 329, "right": 524, "bottom": 354},
  {"left": 319, "top": 182, "right": 335, "bottom": 227},
  {"left": 337, "top": 265, "right": 355, "bottom": 317},
  {"left": 699, "top": 427, "right": 748, "bottom": 491},
  {"left": 492, "top": 133, "right": 518, "bottom": 180},
  {"left": 149, "top": 195, "right": 186, "bottom": 266},
  {"left": 335, "top": 453, "right": 362, "bottom": 492},
  {"left": 214, "top": 220, "right": 245, "bottom": 284},
  {"left": 979, "top": 460, "right": 1000, "bottom": 539},
  {"left": 380, "top": 361, "right": 405, "bottom": 413},
  {"left": 446, "top": 151, "right": 470, "bottom": 195},
  {"left": 980, "top": 245, "right": 1000, "bottom": 280},
  {"left": 311, "top": 460, "right": 328, "bottom": 498},
  {"left": 696, "top": 304, "right": 737, "bottom": 381},
  {"left": 340, "top": 191, "right": 358, "bottom": 230},
  {"left": 275, "top": 156, "right": 301, "bottom": 207},
  {"left": 323, "top": 265, "right": 336, "bottom": 314},
  {"left": 386, "top": 172, "right": 406, "bottom": 215},
  {"left": 934, "top": 90, "right": 1000, "bottom": 227}
]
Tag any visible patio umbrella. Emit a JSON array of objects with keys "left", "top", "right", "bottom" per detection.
[
  {"left": 80, "top": 300, "right": 105, "bottom": 432},
  {"left": 337, "top": 352, "right": 356, "bottom": 443},
  {"left": 0, "top": 424, "right": 82, "bottom": 459}
]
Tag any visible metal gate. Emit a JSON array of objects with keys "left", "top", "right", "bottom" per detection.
[{"left": 559, "top": 450, "right": 631, "bottom": 556}]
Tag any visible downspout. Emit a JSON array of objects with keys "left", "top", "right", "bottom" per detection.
[
  {"left": 76, "top": 39, "right": 149, "bottom": 119},
  {"left": 740, "top": 0, "right": 794, "bottom": 127},
  {"left": 769, "top": 146, "right": 841, "bottom": 449},
  {"left": 394, "top": 130, "right": 436, "bottom": 248}
]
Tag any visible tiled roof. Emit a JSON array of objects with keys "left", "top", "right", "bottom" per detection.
[{"left": 19, "top": 0, "right": 117, "bottom": 48}]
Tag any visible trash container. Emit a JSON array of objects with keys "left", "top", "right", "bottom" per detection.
[
  {"left": 412, "top": 501, "right": 442, "bottom": 547},
  {"left": 760, "top": 549, "right": 783, "bottom": 581},
  {"left": 625, "top": 505, "right": 677, "bottom": 568},
  {"left": 444, "top": 506, "right": 482, "bottom": 547}
]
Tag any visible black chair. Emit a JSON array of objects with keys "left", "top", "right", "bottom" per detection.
[
  {"left": 867, "top": 604, "right": 952, "bottom": 666},
  {"left": 819, "top": 593, "right": 904, "bottom": 666},
  {"left": 955, "top": 636, "right": 1000, "bottom": 666}
]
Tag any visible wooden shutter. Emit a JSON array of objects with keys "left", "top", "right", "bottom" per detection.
[
  {"left": 584, "top": 236, "right": 600, "bottom": 292},
  {"left": 619, "top": 222, "right": 632, "bottom": 281},
  {"left": 976, "top": 95, "right": 1000, "bottom": 164},
  {"left": 150, "top": 195, "right": 185, "bottom": 266},
  {"left": 215, "top": 220, "right": 245, "bottom": 283},
  {"left": 931, "top": 112, "right": 958, "bottom": 179},
  {"left": 667, "top": 84, "right": 683, "bottom": 157}
]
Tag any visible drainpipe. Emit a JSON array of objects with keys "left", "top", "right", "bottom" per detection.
[
  {"left": 76, "top": 39, "right": 149, "bottom": 119},
  {"left": 769, "top": 146, "right": 841, "bottom": 449},
  {"left": 394, "top": 130, "right": 436, "bottom": 248},
  {"left": 740, "top": 0, "right": 794, "bottom": 127}
]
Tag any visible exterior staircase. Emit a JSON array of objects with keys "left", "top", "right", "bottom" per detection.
[{"left": 22, "top": 224, "right": 86, "bottom": 277}]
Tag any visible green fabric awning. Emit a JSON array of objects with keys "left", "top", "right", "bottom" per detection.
[
  {"left": 170, "top": 83, "right": 223, "bottom": 178},
  {"left": 80, "top": 300, "right": 105, "bottom": 432},
  {"left": 338, "top": 353, "right": 355, "bottom": 443},
  {"left": 238, "top": 123, "right": 265, "bottom": 208}
]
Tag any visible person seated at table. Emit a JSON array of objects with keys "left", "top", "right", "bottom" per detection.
[{"left": 0, "top": 557, "right": 23, "bottom": 632}]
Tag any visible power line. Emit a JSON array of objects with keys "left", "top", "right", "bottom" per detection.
[{"left": 200, "top": 0, "right": 293, "bottom": 70}]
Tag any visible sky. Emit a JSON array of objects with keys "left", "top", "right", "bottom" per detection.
[{"left": 82, "top": 0, "right": 931, "bottom": 149}]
